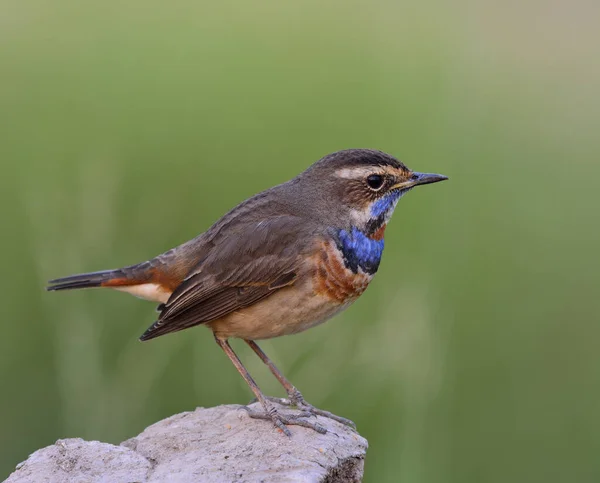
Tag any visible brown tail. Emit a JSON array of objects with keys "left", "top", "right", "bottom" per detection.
[{"left": 47, "top": 266, "right": 148, "bottom": 292}]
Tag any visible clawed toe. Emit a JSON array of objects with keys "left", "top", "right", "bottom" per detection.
[
  {"left": 244, "top": 405, "right": 326, "bottom": 436},
  {"left": 301, "top": 405, "right": 356, "bottom": 429},
  {"left": 291, "top": 394, "right": 356, "bottom": 429},
  {"left": 244, "top": 407, "right": 293, "bottom": 436},
  {"left": 285, "top": 414, "right": 327, "bottom": 434},
  {"left": 247, "top": 393, "right": 355, "bottom": 433}
]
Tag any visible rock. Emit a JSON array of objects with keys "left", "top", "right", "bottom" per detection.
[
  {"left": 5, "top": 439, "right": 151, "bottom": 483},
  {"left": 6, "top": 402, "right": 368, "bottom": 482}
]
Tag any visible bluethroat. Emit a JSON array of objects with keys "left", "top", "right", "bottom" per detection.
[{"left": 48, "top": 149, "right": 447, "bottom": 435}]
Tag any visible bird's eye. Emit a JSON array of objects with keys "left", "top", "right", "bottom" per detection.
[
  {"left": 410, "top": 173, "right": 419, "bottom": 181},
  {"left": 366, "top": 174, "right": 384, "bottom": 190}
]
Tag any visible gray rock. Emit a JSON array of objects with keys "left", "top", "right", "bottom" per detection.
[
  {"left": 6, "top": 402, "right": 368, "bottom": 482},
  {"left": 5, "top": 438, "right": 152, "bottom": 483}
]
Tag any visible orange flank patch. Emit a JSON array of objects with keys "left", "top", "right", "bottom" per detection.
[
  {"left": 148, "top": 268, "right": 182, "bottom": 292},
  {"left": 371, "top": 223, "right": 387, "bottom": 241},
  {"left": 100, "top": 268, "right": 181, "bottom": 291},
  {"left": 313, "top": 241, "right": 371, "bottom": 303},
  {"left": 100, "top": 267, "right": 181, "bottom": 303},
  {"left": 100, "top": 277, "right": 141, "bottom": 287}
]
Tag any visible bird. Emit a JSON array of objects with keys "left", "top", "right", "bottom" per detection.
[{"left": 47, "top": 148, "right": 447, "bottom": 436}]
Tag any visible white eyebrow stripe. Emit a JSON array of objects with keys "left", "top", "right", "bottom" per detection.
[{"left": 335, "top": 167, "right": 380, "bottom": 179}]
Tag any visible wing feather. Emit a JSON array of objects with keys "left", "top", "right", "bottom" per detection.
[{"left": 140, "top": 215, "right": 309, "bottom": 341}]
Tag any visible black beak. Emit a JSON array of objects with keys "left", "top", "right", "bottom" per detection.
[{"left": 409, "top": 172, "right": 448, "bottom": 187}]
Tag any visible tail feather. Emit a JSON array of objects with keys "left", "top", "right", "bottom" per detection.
[
  {"left": 47, "top": 269, "right": 130, "bottom": 291},
  {"left": 47, "top": 259, "right": 178, "bottom": 304}
]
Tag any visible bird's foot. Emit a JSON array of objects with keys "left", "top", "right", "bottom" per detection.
[
  {"left": 264, "top": 391, "right": 357, "bottom": 430},
  {"left": 244, "top": 403, "right": 327, "bottom": 436}
]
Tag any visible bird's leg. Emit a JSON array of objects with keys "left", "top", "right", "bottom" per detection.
[
  {"left": 214, "top": 337, "right": 326, "bottom": 436},
  {"left": 244, "top": 340, "right": 299, "bottom": 399},
  {"left": 244, "top": 340, "right": 356, "bottom": 429}
]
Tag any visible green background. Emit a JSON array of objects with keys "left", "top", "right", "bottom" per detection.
[{"left": 1, "top": 1, "right": 599, "bottom": 481}]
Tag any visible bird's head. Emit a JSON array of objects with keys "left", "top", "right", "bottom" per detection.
[{"left": 302, "top": 149, "right": 447, "bottom": 236}]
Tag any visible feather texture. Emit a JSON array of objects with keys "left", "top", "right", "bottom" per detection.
[{"left": 139, "top": 215, "right": 309, "bottom": 340}]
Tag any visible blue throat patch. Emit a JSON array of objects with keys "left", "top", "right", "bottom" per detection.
[
  {"left": 337, "top": 227, "right": 384, "bottom": 275},
  {"left": 370, "top": 190, "right": 402, "bottom": 217}
]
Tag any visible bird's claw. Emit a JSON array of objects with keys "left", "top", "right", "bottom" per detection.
[
  {"left": 257, "top": 393, "right": 357, "bottom": 429},
  {"left": 286, "top": 391, "right": 357, "bottom": 429},
  {"left": 243, "top": 405, "right": 326, "bottom": 436},
  {"left": 298, "top": 404, "right": 357, "bottom": 429}
]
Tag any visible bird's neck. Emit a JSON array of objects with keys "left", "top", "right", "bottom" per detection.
[
  {"left": 369, "top": 223, "right": 388, "bottom": 240},
  {"left": 366, "top": 190, "right": 404, "bottom": 232},
  {"left": 336, "top": 226, "right": 385, "bottom": 275},
  {"left": 334, "top": 190, "right": 405, "bottom": 275}
]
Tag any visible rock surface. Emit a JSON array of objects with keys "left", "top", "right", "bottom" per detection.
[{"left": 6, "top": 401, "right": 368, "bottom": 482}]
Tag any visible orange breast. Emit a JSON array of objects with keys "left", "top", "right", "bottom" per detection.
[
  {"left": 371, "top": 223, "right": 387, "bottom": 241},
  {"left": 312, "top": 240, "right": 373, "bottom": 303}
]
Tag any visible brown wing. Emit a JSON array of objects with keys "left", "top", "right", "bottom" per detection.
[{"left": 139, "top": 215, "right": 310, "bottom": 341}]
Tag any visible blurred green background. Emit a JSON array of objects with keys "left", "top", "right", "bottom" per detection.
[{"left": 1, "top": 0, "right": 599, "bottom": 481}]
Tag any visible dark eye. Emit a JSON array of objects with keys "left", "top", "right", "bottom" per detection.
[{"left": 367, "top": 174, "right": 384, "bottom": 190}]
